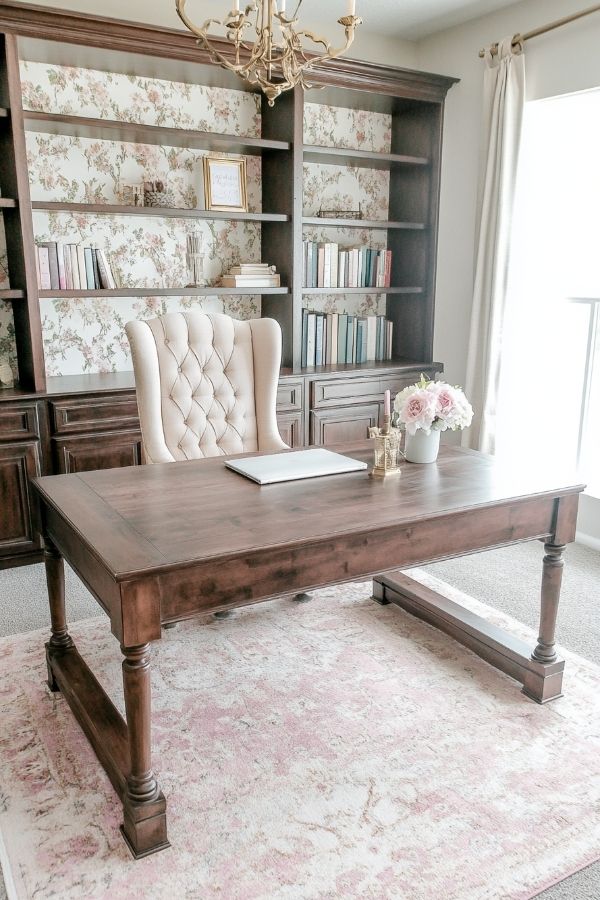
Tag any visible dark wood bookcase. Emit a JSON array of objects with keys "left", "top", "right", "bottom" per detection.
[{"left": 0, "top": 1, "right": 457, "bottom": 569}]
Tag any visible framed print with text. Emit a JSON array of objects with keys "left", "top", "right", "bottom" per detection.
[{"left": 202, "top": 156, "right": 248, "bottom": 212}]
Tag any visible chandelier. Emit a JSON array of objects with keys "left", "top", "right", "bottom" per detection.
[{"left": 175, "top": 1, "right": 362, "bottom": 106}]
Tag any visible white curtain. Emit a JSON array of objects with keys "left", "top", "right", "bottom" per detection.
[{"left": 463, "top": 37, "right": 526, "bottom": 453}]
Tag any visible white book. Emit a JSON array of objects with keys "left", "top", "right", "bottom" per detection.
[
  {"left": 329, "top": 243, "right": 338, "bottom": 289},
  {"left": 69, "top": 245, "right": 80, "bottom": 290},
  {"left": 366, "top": 316, "right": 377, "bottom": 361},
  {"left": 323, "top": 244, "right": 331, "bottom": 288},
  {"left": 76, "top": 245, "right": 87, "bottom": 290}
]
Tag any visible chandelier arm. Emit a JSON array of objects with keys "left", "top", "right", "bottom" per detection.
[{"left": 175, "top": 0, "right": 362, "bottom": 105}]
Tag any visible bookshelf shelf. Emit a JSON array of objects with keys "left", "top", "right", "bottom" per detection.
[
  {"left": 303, "top": 145, "right": 429, "bottom": 170},
  {"left": 23, "top": 111, "right": 291, "bottom": 155},
  {"left": 302, "top": 216, "right": 426, "bottom": 231},
  {"left": 31, "top": 202, "right": 289, "bottom": 223},
  {"left": 38, "top": 287, "right": 289, "bottom": 299},
  {"left": 0, "top": 197, "right": 17, "bottom": 208},
  {"left": 0, "top": 288, "right": 24, "bottom": 299},
  {"left": 302, "top": 287, "right": 423, "bottom": 295}
]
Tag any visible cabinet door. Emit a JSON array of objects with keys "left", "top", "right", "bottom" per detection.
[
  {"left": 0, "top": 442, "right": 42, "bottom": 557},
  {"left": 277, "top": 412, "right": 304, "bottom": 448},
  {"left": 53, "top": 430, "right": 143, "bottom": 474},
  {"left": 310, "top": 404, "right": 380, "bottom": 446}
]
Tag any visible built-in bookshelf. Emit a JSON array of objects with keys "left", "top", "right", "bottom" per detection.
[{"left": 0, "top": 6, "right": 456, "bottom": 391}]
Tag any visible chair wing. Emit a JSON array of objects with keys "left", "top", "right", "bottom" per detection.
[{"left": 126, "top": 311, "right": 287, "bottom": 463}]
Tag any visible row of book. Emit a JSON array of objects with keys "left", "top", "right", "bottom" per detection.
[
  {"left": 303, "top": 241, "right": 392, "bottom": 289},
  {"left": 219, "top": 262, "right": 280, "bottom": 288},
  {"left": 35, "top": 241, "right": 118, "bottom": 291},
  {"left": 301, "top": 310, "right": 394, "bottom": 367}
]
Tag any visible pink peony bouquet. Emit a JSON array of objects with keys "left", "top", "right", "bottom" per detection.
[{"left": 393, "top": 375, "right": 473, "bottom": 436}]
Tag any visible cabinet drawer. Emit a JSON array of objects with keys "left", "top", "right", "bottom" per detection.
[
  {"left": 311, "top": 371, "right": 437, "bottom": 410},
  {"left": 310, "top": 404, "right": 380, "bottom": 447},
  {"left": 0, "top": 403, "right": 40, "bottom": 441},
  {"left": 50, "top": 394, "right": 139, "bottom": 435},
  {"left": 53, "top": 430, "right": 143, "bottom": 474},
  {"left": 276, "top": 379, "right": 303, "bottom": 413},
  {"left": 0, "top": 441, "right": 42, "bottom": 556}
]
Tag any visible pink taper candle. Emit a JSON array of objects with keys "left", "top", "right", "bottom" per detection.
[{"left": 384, "top": 389, "right": 390, "bottom": 418}]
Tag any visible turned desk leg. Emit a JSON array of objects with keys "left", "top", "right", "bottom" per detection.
[
  {"left": 522, "top": 542, "right": 566, "bottom": 703},
  {"left": 43, "top": 540, "right": 73, "bottom": 691},
  {"left": 120, "top": 642, "right": 169, "bottom": 858}
]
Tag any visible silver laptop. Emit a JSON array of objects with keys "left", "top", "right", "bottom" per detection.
[{"left": 224, "top": 448, "right": 367, "bottom": 485}]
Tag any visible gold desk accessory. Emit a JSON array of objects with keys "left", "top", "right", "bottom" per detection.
[{"left": 369, "top": 414, "right": 402, "bottom": 477}]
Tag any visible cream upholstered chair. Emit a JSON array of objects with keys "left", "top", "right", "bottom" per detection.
[{"left": 125, "top": 311, "right": 287, "bottom": 463}]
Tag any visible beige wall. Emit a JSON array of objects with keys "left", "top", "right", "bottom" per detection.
[
  {"left": 27, "top": 0, "right": 419, "bottom": 68},
  {"left": 417, "top": 0, "right": 600, "bottom": 539}
]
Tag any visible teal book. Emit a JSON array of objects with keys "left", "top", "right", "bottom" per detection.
[
  {"left": 346, "top": 316, "right": 355, "bottom": 364},
  {"left": 337, "top": 314, "right": 348, "bottom": 364}
]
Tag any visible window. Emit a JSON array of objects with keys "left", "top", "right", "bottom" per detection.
[{"left": 496, "top": 87, "right": 600, "bottom": 494}]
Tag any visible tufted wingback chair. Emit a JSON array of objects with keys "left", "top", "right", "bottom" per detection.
[{"left": 125, "top": 311, "right": 288, "bottom": 464}]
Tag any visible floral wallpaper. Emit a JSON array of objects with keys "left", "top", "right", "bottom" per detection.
[
  {"left": 304, "top": 102, "right": 391, "bottom": 153},
  {"left": 20, "top": 61, "right": 261, "bottom": 137},
  {"left": 0, "top": 69, "right": 395, "bottom": 378},
  {"left": 303, "top": 103, "right": 392, "bottom": 318},
  {"left": 12, "top": 61, "right": 265, "bottom": 377}
]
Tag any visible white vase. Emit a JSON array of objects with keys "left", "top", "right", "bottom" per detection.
[{"left": 404, "top": 428, "right": 441, "bottom": 463}]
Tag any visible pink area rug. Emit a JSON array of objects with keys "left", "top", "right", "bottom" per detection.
[{"left": 1, "top": 572, "right": 600, "bottom": 900}]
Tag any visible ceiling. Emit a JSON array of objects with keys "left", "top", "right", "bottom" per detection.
[{"left": 298, "top": 0, "right": 520, "bottom": 41}]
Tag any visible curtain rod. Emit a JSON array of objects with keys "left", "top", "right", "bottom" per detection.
[{"left": 478, "top": 3, "right": 600, "bottom": 58}]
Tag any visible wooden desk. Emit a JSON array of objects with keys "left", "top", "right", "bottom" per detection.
[{"left": 32, "top": 444, "right": 583, "bottom": 858}]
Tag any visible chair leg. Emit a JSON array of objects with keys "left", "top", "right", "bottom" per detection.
[
  {"left": 293, "top": 592, "right": 312, "bottom": 603},
  {"left": 214, "top": 610, "right": 233, "bottom": 619}
]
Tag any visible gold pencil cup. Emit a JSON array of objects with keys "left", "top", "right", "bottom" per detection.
[{"left": 369, "top": 421, "right": 402, "bottom": 477}]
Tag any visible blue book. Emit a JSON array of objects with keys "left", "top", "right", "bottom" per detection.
[
  {"left": 315, "top": 313, "right": 324, "bottom": 366},
  {"left": 346, "top": 316, "right": 355, "bottom": 364},
  {"left": 337, "top": 314, "right": 348, "bottom": 364},
  {"left": 306, "top": 312, "right": 316, "bottom": 367},
  {"left": 301, "top": 308, "right": 308, "bottom": 368}
]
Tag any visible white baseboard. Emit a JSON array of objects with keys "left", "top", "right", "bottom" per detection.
[{"left": 576, "top": 530, "right": 600, "bottom": 552}]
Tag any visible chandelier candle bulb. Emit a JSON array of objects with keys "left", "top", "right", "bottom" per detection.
[
  {"left": 384, "top": 389, "right": 391, "bottom": 419},
  {"left": 347, "top": 0, "right": 356, "bottom": 15}
]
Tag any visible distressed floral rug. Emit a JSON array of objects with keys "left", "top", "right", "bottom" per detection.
[{"left": 1, "top": 571, "right": 600, "bottom": 900}]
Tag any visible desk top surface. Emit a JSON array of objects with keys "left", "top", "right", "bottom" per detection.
[{"left": 33, "top": 444, "right": 584, "bottom": 580}]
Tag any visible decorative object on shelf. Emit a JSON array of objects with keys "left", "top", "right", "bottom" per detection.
[
  {"left": 202, "top": 156, "right": 248, "bottom": 212},
  {"left": 393, "top": 375, "right": 474, "bottom": 464},
  {"left": 175, "top": 0, "right": 363, "bottom": 107},
  {"left": 369, "top": 391, "right": 402, "bottom": 477},
  {"left": 143, "top": 180, "right": 177, "bottom": 208},
  {"left": 317, "top": 206, "right": 362, "bottom": 220},
  {"left": 186, "top": 232, "right": 209, "bottom": 287},
  {"left": 219, "top": 262, "right": 280, "bottom": 288},
  {"left": 117, "top": 180, "right": 145, "bottom": 207},
  {"left": 0, "top": 362, "right": 15, "bottom": 389}
]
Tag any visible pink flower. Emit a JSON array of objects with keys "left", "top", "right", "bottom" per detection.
[{"left": 397, "top": 389, "right": 436, "bottom": 435}]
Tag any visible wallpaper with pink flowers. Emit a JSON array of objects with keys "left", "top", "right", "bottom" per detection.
[{"left": 0, "top": 66, "right": 392, "bottom": 378}]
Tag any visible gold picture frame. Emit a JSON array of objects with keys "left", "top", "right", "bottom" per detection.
[{"left": 202, "top": 156, "right": 248, "bottom": 212}]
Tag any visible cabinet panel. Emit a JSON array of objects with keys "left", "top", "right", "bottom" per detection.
[
  {"left": 277, "top": 412, "right": 303, "bottom": 448},
  {"left": 50, "top": 394, "right": 139, "bottom": 434},
  {"left": 53, "top": 430, "right": 143, "bottom": 474},
  {"left": 0, "top": 403, "right": 40, "bottom": 440},
  {"left": 310, "top": 404, "right": 380, "bottom": 447},
  {"left": 0, "top": 442, "right": 41, "bottom": 556}
]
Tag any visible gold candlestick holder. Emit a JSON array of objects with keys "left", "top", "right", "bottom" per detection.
[{"left": 369, "top": 415, "right": 402, "bottom": 477}]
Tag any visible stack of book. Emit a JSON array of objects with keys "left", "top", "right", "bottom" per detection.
[
  {"left": 220, "top": 262, "right": 281, "bottom": 288},
  {"left": 301, "top": 309, "right": 394, "bottom": 367},
  {"left": 35, "top": 241, "right": 117, "bottom": 291},
  {"left": 303, "top": 241, "right": 392, "bottom": 289}
]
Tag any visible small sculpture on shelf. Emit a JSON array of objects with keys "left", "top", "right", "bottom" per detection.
[{"left": 144, "top": 179, "right": 177, "bottom": 208}]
